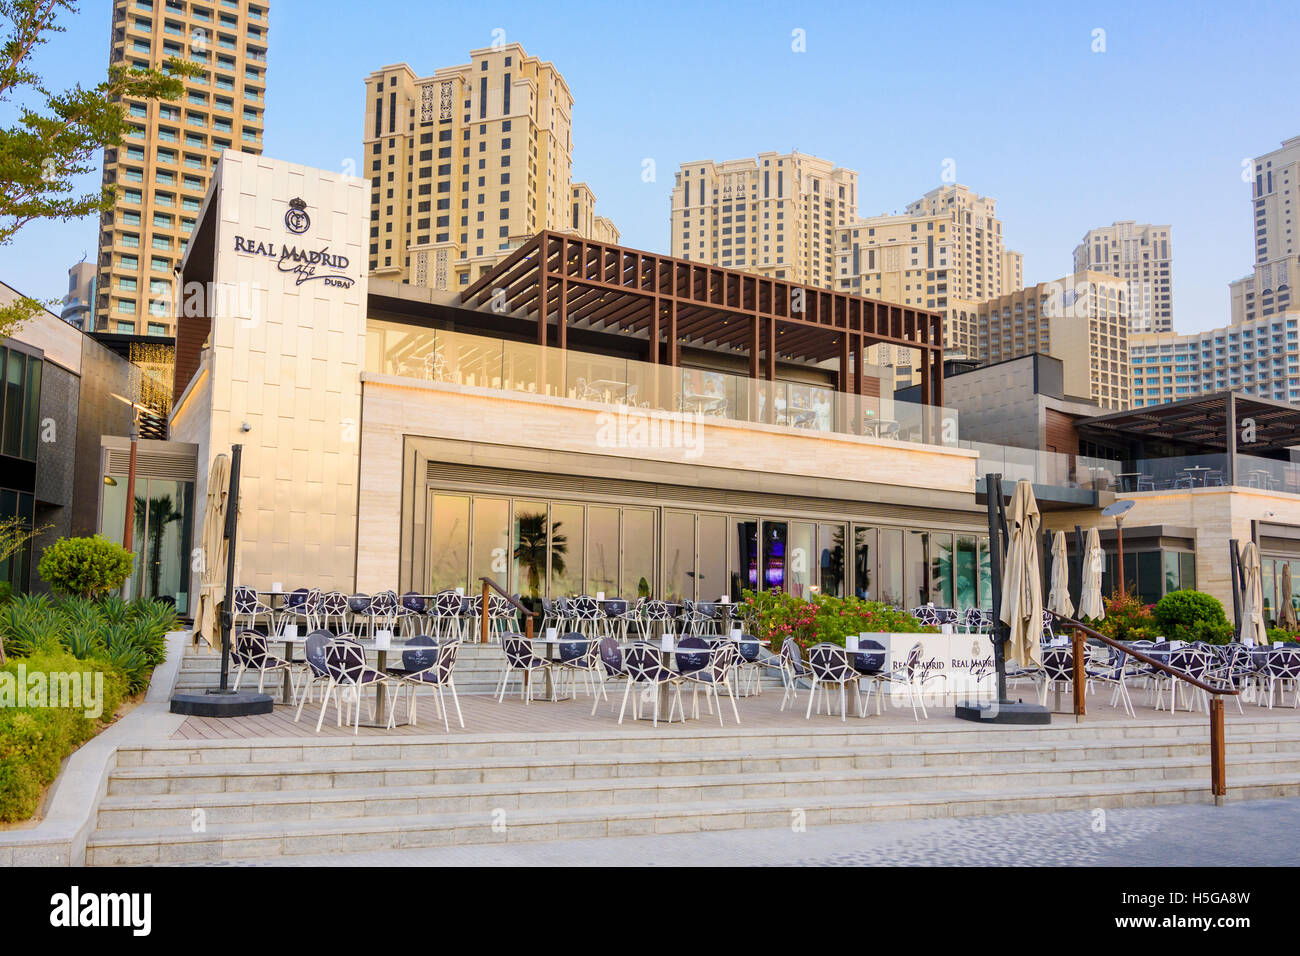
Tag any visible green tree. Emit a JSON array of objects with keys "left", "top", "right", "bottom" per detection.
[
  {"left": 36, "top": 534, "right": 134, "bottom": 600},
  {"left": 0, "top": 0, "right": 198, "bottom": 337}
]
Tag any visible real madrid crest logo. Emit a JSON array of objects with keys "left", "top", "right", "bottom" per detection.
[{"left": 284, "top": 197, "right": 310, "bottom": 235}]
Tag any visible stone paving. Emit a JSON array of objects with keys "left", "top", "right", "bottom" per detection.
[{"left": 188, "top": 797, "right": 1300, "bottom": 867}]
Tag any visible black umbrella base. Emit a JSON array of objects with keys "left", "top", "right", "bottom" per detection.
[
  {"left": 170, "top": 690, "right": 274, "bottom": 718},
  {"left": 954, "top": 700, "right": 1051, "bottom": 724}
]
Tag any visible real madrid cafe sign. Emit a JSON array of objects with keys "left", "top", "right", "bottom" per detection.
[{"left": 231, "top": 197, "right": 355, "bottom": 289}]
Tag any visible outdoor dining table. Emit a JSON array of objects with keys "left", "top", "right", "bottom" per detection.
[
  {"left": 274, "top": 634, "right": 410, "bottom": 727},
  {"left": 861, "top": 417, "right": 898, "bottom": 438},
  {"left": 1179, "top": 465, "right": 1210, "bottom": 486},
  {"left": 680, "top": 393, "right": 726, "bottom": 416},
  {"left": 528, "top": 635, "right": 587, "bottom": 701}
]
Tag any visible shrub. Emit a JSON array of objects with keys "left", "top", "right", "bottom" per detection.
[
  {"left": 37, "top": 535, "right": 134, "bottom": 599},
  {"left": 738, "top": 589, "right": 936, "bottom": 652},
  {"left": 1152, "top": 590, "right": 1232, "bottom": 644},
  {"left": 1094, "top": 592, "right": 1158, "bottom": 643},
  {"left": 0, "top": 650, "right": 127, "bottom": 822}
]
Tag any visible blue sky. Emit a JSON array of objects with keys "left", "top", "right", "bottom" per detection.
[{"left": 3, "top": 0, "right": 1298, "bottom": 332}]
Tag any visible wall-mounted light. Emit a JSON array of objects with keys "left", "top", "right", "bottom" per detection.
[
  {"left": 240, "top": 422, "right": 252, "bottom": 432},
  {"left": 103, "top": 475, "right": 118, "bottom": 487}
]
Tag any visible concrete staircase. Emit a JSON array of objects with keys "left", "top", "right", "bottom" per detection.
[{"left": 86, "top": 717, "right": 1300, "bottom": 864}]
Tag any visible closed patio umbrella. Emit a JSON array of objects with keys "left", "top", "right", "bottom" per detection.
[
  {"left": 193, "top": 454, "right": 233, "bottom": 650},
  {"left": 999, "top": 479, "right": 1043, "bottom": 669},
  {"left": 1240, "top": 540, "right": 1269, "bottom": 645},
  {"left": 1047, "top": 530, "right": 1074, "bottom": 618},
  {"left": 1078, "top": 527, "right": 1105, "bottom": 621},
  {"left": 1279, "top": 563, "right": 1298, "bottom": 632}
]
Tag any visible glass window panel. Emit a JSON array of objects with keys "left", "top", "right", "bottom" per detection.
[
  {"left": 661, "top": 511, "right": 694, "bottom": 602},
  {"left": 817, "top": 522, "right": 846, "bottom": 598},
  {"left": 978, "top": 536, "right": 992, "bottom": 608},
  {"left": 1164, "top": 551, "right": 1180, "bottom": 595},
  {"left": 698, "top": 514, "right": 726, "bottom": 603},
  {"left": 621, "top": 508, "right": 655, "bottom": 600},
  {"left": 3, "top": 349, "right": 24, "bottom": 457},
  {"left": 762, "top": 521, "right": 788, "bottom": 593},
  {"left": 787, "top": 522, "right": 814, "bottom": 599},
  {"left": 21, "top": 358, "right": 40, "bottom": 460},
  {"left": 853, "top": 525, "right": 876, "bottom": 600},
  {"left": 729, "top": 518, "right": 758, "bottom": 601},
  {"left": 428, "top": 494, "right": 470, "bottom": 592},
  {"left": 470, "top": 497, "right": 509, "bottom": 591},
  {"left": 955, "top": 534, "right": 977, "bottom": 611},
  {"left": 904, "top": 530, "right": 928, "bottom": 608},
  {"left": 586, "top": 506, "right": 619, "bottom": 596},
  {"left": 1179, "top": 552, "right": 1196, "bottom": 593},
  {"left": 510, "top": 499, "right": 547, "bottom": 607},
  {"left": 1136, "top": 551, "right": 1161, "bottom": 605},
  {"left": 879, "top": 528, "right": 903, "bottom": 607},
  {"left": 930, "top": 532, "right": 953, "bottom": 608},
  {"left": 548, "top": 503, "right": 582, "bottom": 596}
]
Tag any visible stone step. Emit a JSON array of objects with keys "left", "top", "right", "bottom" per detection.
[
  {"left": 116, "top": 715, "right": 1300, "bottom": 768},
  {"left": 85, "top": 772, "right": 1300, "bottom": 865},
  {"left": 93, "top": 750, "right": 1300, "bottom": 830},
  {"left": 104, "top": 732, "right": 1300, "bottom": 798}
]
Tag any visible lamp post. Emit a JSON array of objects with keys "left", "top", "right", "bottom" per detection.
[{"left": 1102, "top": 499, "right": 1136, "bottom": 599}]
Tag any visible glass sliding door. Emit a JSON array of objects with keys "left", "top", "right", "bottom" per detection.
[
  {"left": 761, "top": 521, "right": 789, "bottom": 594},
  {"left": 511, "top": 499, "right": 548, "bottom": 608},
  {"left": 879, "top": 528, "right": 903, "bottom": 607},
  {"left": 930, "top": 532, "right": 953, "bottom": 608},
  {"left": 730, "top": 518, "right": 758, "bottom": 601},
  {"left": 978, "top": 536, "right": 993, "bottom": 608},
  {"left": 787, "top": 521, "right": 814, "bottom": 599},
  {"left": 470, "top": 497, "right": 510, "bottom": 590},
  {"left": 427, "top": 494, "right": 470, "bottom": 592},
  {"left": 818, "top": 523, "right": 846, "bottom": 597},
  {"left": 904, "top": 530, "right": 928, "bottom": 608},
  {"left": 852, "top": 525, "right": 876, "bottom": 600},
  {"left": 697, "top": 513, "right": 726, "bottom": 603},
  {"left": 955, "top": 534, "right": 977, "bottom": 611},
  {"left": 662, "top": 511, "right": 695, "bottom": 602},
  {"left": 586, "top": 506, "right": 619, "bottom": 596},
  {"left": 621, "top": 508, "right": 655, "bottom": 599},
  {"left": 548, "top": 503, "right": 583, "bottom": 596}
]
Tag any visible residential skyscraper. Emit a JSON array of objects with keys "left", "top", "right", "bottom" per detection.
[
  {"left": 975, "top": 271, "right": 1131, "bottom": 410},
  {"left": 1230, "top": 135, "right": 1300, "bottom": 323},
  {"left": 670, "top": 151, "right": 858, "bottom": 288},
  {"left": 1072, "top": 221, "right": 1172, "bottom": 333},
  {"left": 95, "top": 0, "right": 269, "bottom": 336},
  {"left": 836, "top": 184, "right": 1023, "bottom": 361},
  {"left": 1130, "top": 313, "right": 1300, "bottom": 407},
  {"left": 363, "top": 43, "right": 617, "bottom": 292},
  {"left": 61, "top": 261, "right": 96, "bottom": 331}
]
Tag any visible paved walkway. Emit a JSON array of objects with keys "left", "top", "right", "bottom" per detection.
[{"left": 198, "top": 798, "right": 1300, "bottom": 867}]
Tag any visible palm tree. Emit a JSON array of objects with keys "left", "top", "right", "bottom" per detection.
[
  {"left": 512, "top": 512, "right": 567, "bottom": 607},
  {"left": 135, "top": 493, "right": 181, "bottom": 601}
]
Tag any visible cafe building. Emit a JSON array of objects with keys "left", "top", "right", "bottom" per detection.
[{"left": 167, "top": 152, "right": 1024, "bottom": 615}]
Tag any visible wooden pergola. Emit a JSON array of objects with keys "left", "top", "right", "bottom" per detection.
[{"left": 460, "top": 231, "right": 945, "bottom": 408}]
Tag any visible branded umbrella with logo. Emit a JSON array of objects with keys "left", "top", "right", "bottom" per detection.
[
  {"left": 1047, "top": 529, "right": 1074, "bottom": 618},
  {"left": 1077, "top": 526, "right": 1106, "bottom": 621},
  {"left": 999, "top": 479, "right": 1043, "bottom": 669}
]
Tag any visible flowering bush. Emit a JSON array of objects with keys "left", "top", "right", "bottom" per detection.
[
  {"left": 737, "top": 589, "right": 936, "bottom": 652},
  {"left": 1091, "top": 592, "right": 1157, "bottom": 642}
]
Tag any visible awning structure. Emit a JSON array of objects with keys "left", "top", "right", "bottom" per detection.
[
  {"left": 460, "top": 231, "right": 947, "bottom": 408},
  {"left": 1077, "top": 391, "right": 1300, "bottom": 455}
]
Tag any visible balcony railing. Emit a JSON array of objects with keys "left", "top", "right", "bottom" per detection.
[{"left": 365, "top": 322, "right": 959, "bottom": 448}]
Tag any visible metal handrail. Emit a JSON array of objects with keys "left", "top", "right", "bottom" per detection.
[
  {"left": 478, "top": 577, "right": 535, "bottom": 644},
  {"left": 1047, "top": 609, "right": 1235, "bottom": 800}
]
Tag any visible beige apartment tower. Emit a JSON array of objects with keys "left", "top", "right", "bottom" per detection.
[
  {"left": 95, "top": 0, "right": 269, "bottom": 336},
  {"left": 1072, "top": 220, "right": 1172, "bottom": 333},
  {"left": 363, "top": 44, "right": 617, "bottom": 292},
  {"left": 670, "top": 152, "right": 858, "bottom": 288},
  {"left": 836, "top": 184, "right": 1023, "bottom": 363},
  {"left": 1230, "top": 135, "right": 1300, "bottom": 324},
  {"left": 975, "top": 270, "right": 1131, "bottom": 410}
]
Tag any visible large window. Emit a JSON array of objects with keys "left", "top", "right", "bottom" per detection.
[
  {"left": 0, "top": 346, "right": 41, "bottom": 461},
  {"left": 100, "top": 476, "right": 194, "bottom": 611}
]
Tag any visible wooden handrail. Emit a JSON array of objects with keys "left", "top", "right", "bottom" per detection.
[
  {"left": 1047, "top": 609, "right": 1235, "bottom": 801},
  {"left": 478, "top": 577, "right": 535, "bottom": 644},
  {"left": 1047, "top": 611, "right": 1239, "bottom": 697}
]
